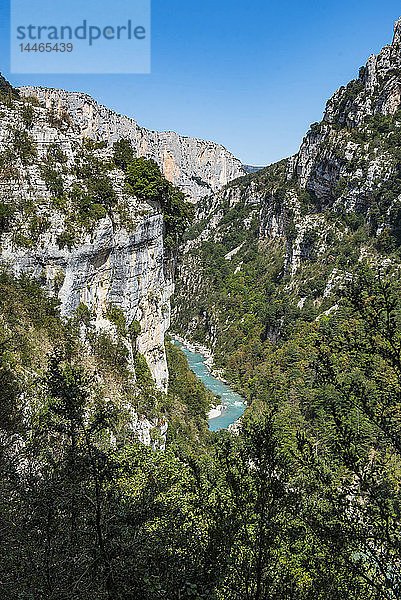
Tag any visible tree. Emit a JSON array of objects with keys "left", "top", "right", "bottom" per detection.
[
  {"left": 211, "top": 413, "right": 302, "bottom": 600},
  {"left": 1, "top": 350, "right": 120, "bottom": 598},
  {"left": 112, "top": 138, "right": 134, "bottom": 171},
  {"left": 126, "top": 157, "right": 193, "bottom": 247},
  {"left": 295, "top": 266, "right": 401, "bottom": 599}
]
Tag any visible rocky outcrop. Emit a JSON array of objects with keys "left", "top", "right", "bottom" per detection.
[
  {"left": 1, "top": 214, "right": 172, "bottom": 391},
  {"left": 0, "top": 76, "right": 244, "bottom": 391},
  {"left": 289, "top": 17, "right": 401, "bottom": 210},
  {"left": 18, "top": 86, "right": 245, "bottom": 203}
]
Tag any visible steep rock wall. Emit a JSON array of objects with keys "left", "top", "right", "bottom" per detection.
[
  {"left": 288, "top": 17, "right": 401, "bottom": 208},
  {"left": 19, "top": 86, "right": 245, "bottom": 203},
  {"left": 0, "top": 94, "right": 171, "bottom": 390}
]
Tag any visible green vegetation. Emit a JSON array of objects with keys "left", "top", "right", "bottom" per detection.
[
  {"left": 3, "top": 266, "right": 401, "bottom": 598},
  {"left": 45, "top": 139, "right": 136, "bottom": 246},
  {"left": 0, "top": 72, "right": 20, "bottom": 104},
  {"left": 166, "top": 338, "right": 214, "bottom": 435},
  {"left": 0, "top": 78, "right": 193, "bottom": 254},
  {"left": 0, "top": 268, "right": 226, "bottom": 598},
  {"left": 334, "top": 77, "right": 365, "bottom": 120},
  {"left": 113, "top": 137, "right": 134, "bottom": 170},
  {"left": 133, "top": 351, "right": 154, "bottom": 388},
  {"left": 71, "top": 140, "right": 118, "bottom": 220},
  {"left": 40, "top": 161, "right": 65, "bottom": 197},
  {"left": 0, "top": 201, "right": 15, "bottom": 232},
  {"left": 175, "top": 262, "right": 401, "bottom": 599},
  {"left": 76, "top": 301, "right": 91, "bottom": 326},
  {"left": 21, "top": 104, "right": 34, "bottom": 128},
  {"left": 168, "top": 62, "right": 401, "bottom": 592},
  {"left": 106, "top": 303, "right": 128, "bottom": 337},
  {"left": 10, "top": 127, "right": 37, "bottom": 164},
  {"left": 126, "top": 157, "right": 194, "bottom": 248},
  {"left": 23, "top": 94, "right": 41, "bottom": 106},
  {"left": 128, "top": 318, "right": 141, "bottom": 340}
]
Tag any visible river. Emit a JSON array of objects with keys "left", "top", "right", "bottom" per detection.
[{"left": 172, "top": 340, "right": 246, "bottom": 431}]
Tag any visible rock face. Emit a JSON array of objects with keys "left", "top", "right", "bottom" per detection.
[
  {"left": 172, "top": 170, "right": 270, "bottom": 346},
  {"left": 2, "top": 214, "right": 172, "bottom": 391},
  {"left": 289, "top": 17, "right": 401, "bottom": 209},
  {"left": 0, "top": 94, "right": 172, "bottom": 390},
  {"left": 1, "top": 78, "right": 245, "bottom": 391},
  {"left": 264, "top": 16, "right": 401, "bottom": 273},
  {"left": 19, "top": 86, "right": 245, "bottom": 203}
]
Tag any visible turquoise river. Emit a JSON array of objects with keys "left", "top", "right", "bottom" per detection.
[{"left": 172, "top": 340, "right": 246, "bottom": 431}]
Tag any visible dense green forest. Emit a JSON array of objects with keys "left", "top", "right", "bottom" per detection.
[{"left": 2, "top": 263, "right": 401, "bottom": 598}]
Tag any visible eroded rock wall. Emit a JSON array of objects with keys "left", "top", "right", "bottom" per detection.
[
  {"left": 0, "top": 95, "right": 171, "bottom": 390},
  {"left": 19, "top": 86, "right": 245, "bottom": 203}
]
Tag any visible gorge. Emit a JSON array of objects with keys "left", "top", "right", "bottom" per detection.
[{"left": 2, "top": 16, "right": 401, "bottom": 599}]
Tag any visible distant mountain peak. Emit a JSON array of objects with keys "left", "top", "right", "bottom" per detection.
[{"left": 242, "top": 165, "right": 264, "bottom": 174}]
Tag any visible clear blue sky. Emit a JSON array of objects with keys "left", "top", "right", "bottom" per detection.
[{"left": 1, "top": 0, "right": 400, "bottom": 165}]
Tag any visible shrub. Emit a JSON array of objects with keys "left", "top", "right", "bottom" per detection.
[
  {"left": 88, "top": 176, "right": 117, "bottom": 212},
  {"left": 113, "top": 138, "right": 134, "bottom": 171},
  {"left": 11, "top": 128, "right": 37, "bottom": 164},
  {"left": 46, "top": 143, "right": 68, "bottom": 164},
  {"left": 22, "top": 105, "right": 34, "bottom": 128},
  {"left": 94, "top": 331, "right": 129, "bottom": 371},
  {"left": 24, "top": 95, "right": 40, "bottom": 106},
  {"left": 106, "top": 304, "right": 127, "bottom": 337},
  {"left": 128, "top": 319, "right": 141, "bottom": 340},
  {"left": 28, "top": 214, "right": 50, "bottom": 240},
  {"left": 56, "top": 229, "right": 75, "bottom": 250},
  {"left": 0, "top": 202, "right": 15, "bottom": 232},
  {"left": 40, "top": 164, "right": 64, "bottom": 197},
  {"left": 76, "top": 302, "right": 91, "bottom": 326},
  {"left": 126, "top": 157, "right": 193, "bottom": 247},
  {"left": 133, "top": 352, "right": 154, "bottom": 388}
]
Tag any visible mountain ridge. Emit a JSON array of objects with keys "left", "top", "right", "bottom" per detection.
[{"left": 19, "top": 85, "right": 245, "bottom": 203}]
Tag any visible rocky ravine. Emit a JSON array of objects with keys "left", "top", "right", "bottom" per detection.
[
  {"left": 19, "top": 86, "right": 245, "bottom": 203},
  {"left": 0, "top": 75, "right": 247, "bottom": 392}
]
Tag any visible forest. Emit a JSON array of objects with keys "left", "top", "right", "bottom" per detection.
[{"left": 2, "top": 263, "right": 401, "bottom": 599}]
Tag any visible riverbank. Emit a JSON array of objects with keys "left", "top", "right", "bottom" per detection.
[
  {"left": 170, "top": 335, "right": 226, "bottom": 419},
  {"left": 208, "top": 404, "right": 224, "bottom": 419},
  {"left": 170, "top": 336, "right": 246, "bottom": 431},
  {"left": 170, "top": 333, "right": 229, "bottom": 383}
]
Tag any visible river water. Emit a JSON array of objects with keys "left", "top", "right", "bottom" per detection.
[{"left": 172, "top": 340, "right": 246, "bottom": 431}]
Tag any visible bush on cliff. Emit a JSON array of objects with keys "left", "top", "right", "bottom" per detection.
[{"left": 126, "top": 157, "right": 194, "bottom": 247}]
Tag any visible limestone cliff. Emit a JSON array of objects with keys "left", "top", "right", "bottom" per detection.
[
  {"left": 1, "top": 73, "right": 246, "bottom": 391},
  {"left": 0, "top": 91, "right": 171, "bottom": 390},
  {"left": 19, "top": 86, "right": 245, "bottom": 203},
  {"left": 289, "top": 17, "right": 401, "bottom": 212}
]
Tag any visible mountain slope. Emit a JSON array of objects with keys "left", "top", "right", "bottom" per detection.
[
  {"left": 172, "top": 18, "right": 401, "bottom": 396},
  {"left": 19, "top": 86, "right": 245, "bottom": 203},
  {"left": 0, "top": 88, "right": 174, "bottom": 389}
]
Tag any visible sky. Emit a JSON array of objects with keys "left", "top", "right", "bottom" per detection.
[{"left": 0, "top": 0, "right": 401, "bottom": 165}]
